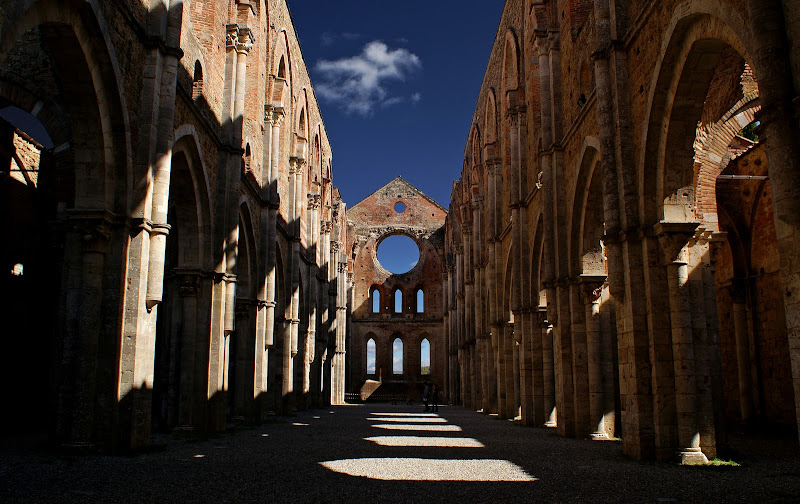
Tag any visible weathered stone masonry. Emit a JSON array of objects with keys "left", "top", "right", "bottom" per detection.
[
  {"left": 0, "top": 0, "right": 349, "bottom": 451},
  {"left": 446, "top": 0, "right": 800, "bottom": 462},
  {"left": 346, "top": 177, "right": 448, "bottom": 403}
]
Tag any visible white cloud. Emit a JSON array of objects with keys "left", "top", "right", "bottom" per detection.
[
  {"left": 411, "top": 92, "right": 422, "bottom": 104},
  {"left": 315, "top": 41, "right": 422, "bottom": 116},
  {"left": 381, "top": 96, "right": 405, "bottom": 108}
]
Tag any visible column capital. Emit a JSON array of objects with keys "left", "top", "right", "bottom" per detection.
[
  {"left": 470, "top": 195, "right": 484, "bottom": 210},
  {"left": 236, "top": 27, "right": 254, "bottom": 55},
  {"left": 654, "top": 221, "right": 700, "bottom": 265},
  {"left": 289, "top": 156, "right": 306, "bottom": 173},
  {"left": 308, "top": 193, "right": 322, "bottom": 210},
  {"left": 578, "top": 274, "right": 607, "bottom": 304},
  {"left": 486, "top": 157, "right": 502, "bottom": 174},
  {"left": 266, "top": 104, "right": 285, "bottom": 125},
  {"left": 226, "top": 24, "right": 239, "bottom": 50},
  {"left": 507, "top": 105, "right": 527, "bottom": 125},
  {"left": 321, "top": 220, "right": 333, "bottom": 234}
]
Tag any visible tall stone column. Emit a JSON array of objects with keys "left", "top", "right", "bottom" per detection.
[
  {"left": 282, "top": 156, "right": 304, "bottom": 412},
  {"left": 320, "top": 220, "right": 333, "bottom": 405},
  {"left": 176, "top": 271, "right": 200, "bottom": 428},
  {"left": 745, "top": 0, "right": 800, "bottom": 440},
  {"left": 303, "top": 194, "right": 321, "bottom": 406},
  {"left": 233, "top": 299, "right": 253, "bottom": 419},
  {"left": 581, "top": 276, "right": 610, "bottom": 439},
  {"left": 730, "top": 279, "right": 754, "bottom": 422},
  {"left": 334, "top": 258, "right": 349, "bottom": 405},
  {"left": 530, "top": 308, "right": 547, "bottom": 426},
  {"left": 61, "top": 219, "right": 110, "bottom": 447},
  {"left": 552, "top": 281, "right": 575, "bottom": 436},
  {"left": 657, "top": 222, "right": 708, "bottom": 464},
  {"left": 463, "top": 222, "right": 475, "bottom": 408},
  {"left": 118, "top": 0, "right": 184, "bottom": 450},
  {"left": 541, "top": 308, "right": 557, "bottom": 427},
  {"left": 569, "top": 279, "right": 590, "bottom": 437},
  {"left": 518, "top": 309, "right": 535, "bottom": 424},
  {"left": 471, "top": 195, "right": 485, "bottom": 410},
  {"left": 264, "top": 106, "right": 285, "bottom": 350}
]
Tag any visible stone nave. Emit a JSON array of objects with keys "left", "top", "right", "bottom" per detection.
[{"left": 1, "top": 0, "right": 800, "bottom": 470}]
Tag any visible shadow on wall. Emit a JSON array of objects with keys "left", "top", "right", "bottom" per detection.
[{"left": 0, "top": 0, "right": 335, "bottom": 451}]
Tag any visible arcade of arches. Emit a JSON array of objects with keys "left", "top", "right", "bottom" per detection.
[
  {"left": 445, "top": 0, "right": 800, "bottom": 463},
  {"left": 1, "top": 0, "right": 800, "bottom": 466}
]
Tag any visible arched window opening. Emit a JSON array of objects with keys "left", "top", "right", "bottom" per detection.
[
  {"left": 278, "top": 56, "right": 286, "bottom": 79},
  {"left": 371, "top": 287, "right": 381, "bottom": 314},
  {"left": 393, "top": 288, "right": 403, "bottom": 314},
  {"left": 366, "top": 339, "right": 376, "bottom": 375},
  {"left": 299, "top": 108, "right": 306, "bottom": 136},
  {"left": 243, "top": 143, "right": 251, "bottom": 174},
  {"left": 420, "top": 338, "right": 430, "bottom": 375},
  {"left": 192, "top": 60, "right": 203, "bottom": 99},
  {"left": 392, "top": 338, "right": 403, "bottom": 375},
  {"left": 416, "top": 289, "right": 424, "bottom": 313}
]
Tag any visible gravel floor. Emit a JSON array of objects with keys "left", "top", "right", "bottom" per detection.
[{"left": 1, "top": 404, "right": 799, "bottom": 503}]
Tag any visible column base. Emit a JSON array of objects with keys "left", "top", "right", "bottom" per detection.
[{"left": 678, "top": 449, "right": 709, "bottom": 465}]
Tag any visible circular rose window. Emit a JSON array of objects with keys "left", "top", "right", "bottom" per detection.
[{"left": 377, "top": 235, "right": 419, "bottom": 274}]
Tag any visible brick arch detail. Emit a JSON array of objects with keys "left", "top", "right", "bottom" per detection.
[
  {"left": 638, "top": 0, "right": 754, "bottom": 226},
  {"left": 693, "top": 96, "right": 760, "bottom": 224}
]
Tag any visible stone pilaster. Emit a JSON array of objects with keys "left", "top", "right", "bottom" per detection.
[{"left": 656, "top": 221, "right": 708, "bottom": 464}]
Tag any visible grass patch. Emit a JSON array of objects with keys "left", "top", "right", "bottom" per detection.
[{"left": 707, "top": 458, "right": 741, "bottom": 467}]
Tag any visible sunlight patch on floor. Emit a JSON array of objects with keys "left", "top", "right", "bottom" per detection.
[
  {"left": 319, "top": 458, "right": 536, "bottom": 481},
  {"left": 364, "top": 436, "right": 485, "bottom": 448},
  {"left": 368, "top": 417, "right": 448, "bottom": 423},
  {"left": 371, "top": 424, "right": 463, "bottom": 432},
  {"left": 369, "top": 412, "right": 440, "bottom": 417}
]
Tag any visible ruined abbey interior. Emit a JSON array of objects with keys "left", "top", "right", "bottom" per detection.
[{"left": 2, "top": 0, "right": 800, "bottom": 471}]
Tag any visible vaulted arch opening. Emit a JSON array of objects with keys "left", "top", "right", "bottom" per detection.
[
  {"left": 152, "top": 140, "right": 209, "bottom": 433},
  {"left": 641, "top": 12, "right": 795, "bottom": 458},
  {"left": 392, "top": 337, "right": 403, "bottom": 375},
  {"left": 0, "top": 0, "right": 131, "bottom": 445}
]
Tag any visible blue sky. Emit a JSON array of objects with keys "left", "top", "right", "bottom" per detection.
[{"left": 287, "top": 0, "right": 505, "bottom": 208}]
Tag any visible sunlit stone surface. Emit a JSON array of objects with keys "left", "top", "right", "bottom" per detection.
[
  {"left": 320, "top": 458, "right": 536, "bottom": 481},
  {"left": 364, "top": 436, "right": 485, "bottom": 448},
  {"left": 370, "top": 413, "right": 440, "bottom": 417},
  {"left": 368, "top": 417, "right": 448, "bottom": 423},
  {"left": 371, "top": 424, "right": 463, "bottom": 432}
]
